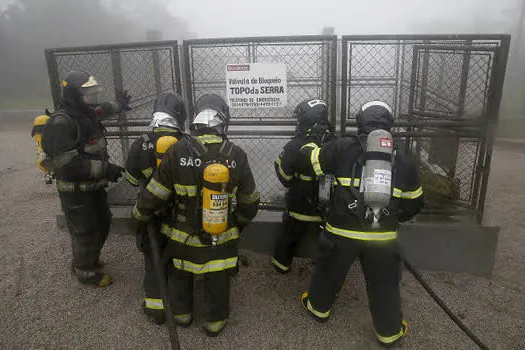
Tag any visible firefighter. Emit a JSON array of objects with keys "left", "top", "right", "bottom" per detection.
[
  {"left": 299, "top": 101, "right": 424, "bottom": 347},
  {"left": 272, "top": 98, "right": 335, "bottom": 273},
  {"left": 41, "top": 71, "right": 131, "bottom": 287},
  {"left": 132, "top": 94, "right": 260, "bottom": 336},
  {"left": 124, "top": 91, "right": 186, "bottom": 325}
]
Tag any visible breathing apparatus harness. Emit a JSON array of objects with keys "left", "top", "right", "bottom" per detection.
[{"left": 181, "top": 133, "right": 236, "bottom": 248}]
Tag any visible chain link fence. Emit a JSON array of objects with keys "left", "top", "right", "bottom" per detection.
[
  {"left": 183, "top": 36, "right": 337, "bottom": 208},
  {"left": 45, "top": 41, "right": 182, "bottom": 205},
  {"left": 341, "top": 35, "right": 510, "bottom": 221},
  {"left": 45, "top": 35, "right": 509, "bottom": 221}
]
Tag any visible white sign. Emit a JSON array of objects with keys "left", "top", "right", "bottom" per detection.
[{"left": 226, "top": 63, "right": 287, "bottom": 108}]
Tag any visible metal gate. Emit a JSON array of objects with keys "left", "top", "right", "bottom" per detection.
[
  {"left": 45, "top": 40, "right": 182, "bottom": 204},
  {"left": 340, "top": 35, "right": 510, "bottom": 223},
  {"left": 182, "top": 35, "right": 338, "bottom": 208}
]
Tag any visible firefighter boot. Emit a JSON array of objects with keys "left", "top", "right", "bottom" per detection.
[
  {"left": 142, "top": 299, "right": 166, "bottom": 325},
  {"left": 203, "top": 319, "right": 228, "bottom": 337},
  {"left": 301, "top": 292, "right": 330, "bottom": 323},
  {"left": 173, "top": 314, "right": 193, "bottom": 328},
  {"left": 76, "top": 270, "right": 113, "bottom": 287},
  {"left": 377, "top": 320, "right": 408, "bottom": 348}
]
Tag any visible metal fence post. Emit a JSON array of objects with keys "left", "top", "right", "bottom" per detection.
[
  {"left": 475, "top": 36, "right": 511, "bottom": 224},
  {"left": 45, "top": 49, "right": 61, "bottom": 109},
  {"left": 110, "top": 49, "right": 129, "bottom": 161},
  {"left": 340, "top": 39, "right": 349, "bottom": 134}
]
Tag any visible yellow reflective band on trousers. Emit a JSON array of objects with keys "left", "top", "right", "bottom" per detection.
[
  {"left": 271, "top": 257, "right": 290, "bottom": 272},
  {"left": 333, "top": 177, "right": 360, "bottom": 187},
  {"left": 307, "top": 299, "right": 330, "bottom": 318},
  {"left": 161, "top": 224, "right": 239, "bottom": 247},
  {"left": 310, "top": 147, "right": 324, "bottom": 176},
  {"left": 196, "top": 135, "right": 223, "bottom": 144},
  {"left": 376, "top": 320, "right": 407, "bottom": 344},
  {"left": 124, "top": 170, "right": 139, "bottom": 186},
  {"left": 288, "top": 211, "right": 323, "bottom": 222},
  {"left": 275, "top": 157, "right": 293, "bottom": 181},
  {"left": 205, "top": 320, "right": 227, "bottom": 332},
  {"left": 146, "top": 178, "right": 172, "bottom": 200},
  {"left": 326, "top": 223, "right": 397, "bottom": 241},
  {"left": 56, "top": 179, "right": 107, "bottom": 192},
  {"left": 133, "top": 204, "right": 152, "bottom": 222},
  {"left": 237, "top": 189, "right": 260, "bottom": 204},
  {"left": 142, "top": 167, "right": 154, "bottom": 179},
  {"left": 144, "top": 298, "right": 164, "bottom": 310},
  {"left": 174, "top": 184, "right": 197, "bottom": 197},
  {"left": 393, "top": 186, "right": 423, "bottom": 199},
  {"left": 172, "top": 257, "right": 238, "bottom": 274}
]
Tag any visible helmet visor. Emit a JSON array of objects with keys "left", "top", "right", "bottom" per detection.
[{"left": 80, "top": 85, "right": 104, "bottom": 106}]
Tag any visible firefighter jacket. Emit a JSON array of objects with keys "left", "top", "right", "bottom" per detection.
[
  {"left": 275, "top": 135, "right": 322, "bottom": 222},
  {"left": 124, "top": 128, "right": 184, "bottom": 187},
  {"left": 41, "top": 103, "right": 119, "bottom": 193},
  {"left": 132, "top": 132, "right": 260, "bottom": 274},
  {"left": 301, "top": 135, "right": 424, "bottom": 241}
]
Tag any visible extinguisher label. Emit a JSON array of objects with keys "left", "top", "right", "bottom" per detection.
[{"left": 379, "top": 138, "right": 393, "bottom": 148}]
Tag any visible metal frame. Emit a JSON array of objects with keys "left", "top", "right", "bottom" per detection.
[
  {"left": 340, "top": 34, "right": 511, "bottom": 223},
  {"left": 182, "top": 35, "right": 338, "bottom": 121},
  {"left": 44, "top": 40, "right": 182, "bottom": 109},
  {"left": 44, "top": 35, "right": 510, "bottom": 222}
]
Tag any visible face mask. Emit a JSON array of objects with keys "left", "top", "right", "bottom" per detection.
[{"left": 80, "top": 86, "right": 103, "bottom": 106}]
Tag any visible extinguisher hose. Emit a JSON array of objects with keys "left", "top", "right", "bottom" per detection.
[{"left": 399, "top": 247, "right": 489, "bottom": 350}]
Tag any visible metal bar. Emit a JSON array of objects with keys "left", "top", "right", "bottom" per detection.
[
  {"left": 412, "top": 45, "right": 503, "bottom": 53},
  {"left": 393, "top": 40, "right": 401, "bottom": 116},
  {"left": 110, "top": 49, "right": 130, "bottom": 159},
  {"left": 182, "top": 41, "right": 194, "bottom": 118},
  {"left": 398, "top": 40, "right": 407, "bottom": 117},
  {"left": 406, "top": 47, "right": 420, "bottom": 153},
  {"left": 419, "top": 40, "right": 430, "bottom": 110},
  {"left": 173, "top": 42, "right": 182, "bottom": 95},
  {"left": 46, "top": 40, "right": 179, "bottom": 54},
  {"left": 183, "top": 35, "right": 337, "bottom": 46},
  {"left": 103, "top": 119, "right": 299, "bottom": 128},
  {"left": 340, "top": 39, "right": 349, "bottom": 134},
  {"left": 344, "top": 120, "right": 482, "bottom": 127},
  {"left": 475, "top": 36, "right": 511, "bottom": 224},
  {"left": 341, "top": 34, "right": 509, "bottom": 42},
  {"left": 329, "top": 36, "right": 338, "bottom": 126},
  {"left": 45, "top": 49, "right": 62, "bottom": 109}
]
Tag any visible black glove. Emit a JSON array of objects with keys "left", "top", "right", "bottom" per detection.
[
  {"left": 107, "top": 163, "right": 124, "bottom": 182},
  {"left": 116, "top": 90, "right": 132, "bottom": 112}
]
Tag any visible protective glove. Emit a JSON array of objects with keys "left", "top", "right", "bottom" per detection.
[
  {"left": 116, "top": 90, "right": 132, "bottom": 112},
  {"left": 107, "top": 163, "right": 124, "bottom": 182}
]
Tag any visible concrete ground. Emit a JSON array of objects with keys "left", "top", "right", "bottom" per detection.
[{"left": 0, "top": 120, "right": 523, "bottom": 350}]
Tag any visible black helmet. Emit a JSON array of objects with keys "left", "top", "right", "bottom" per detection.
[
  {"left": 356, "top": 101, "right": 394, "bottom": 135},
  {"left": 191, "top": 94, "right": 230, "bottom": 134},
  {"left": 293, "top": 98, "right": 328, "bottom": 133},
  {"left": 61, "top": 71, "right": 103, "bottom": 110},
  {"left": 150, "top": 91, "right": 187, "bottom": 130}
]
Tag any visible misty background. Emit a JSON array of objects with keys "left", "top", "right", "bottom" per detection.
[{"left": 0, "top": 0, "right": 524, "bottom": 120}]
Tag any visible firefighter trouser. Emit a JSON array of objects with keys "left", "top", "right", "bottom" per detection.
[
  {"left": 137, "top": 227, "right": 168, "bottom": 313},
  {"left": 307, "top": 231, "right": 403, "bottom": 338},
  {"left": 168, "top": 264, "right": 231, "bottom": 322},
  {"left": 59, "top": 188, "right": 111, "bottom": 276},
  {"left": 273, "top": 212, "right": 320, "bottom": 271}
]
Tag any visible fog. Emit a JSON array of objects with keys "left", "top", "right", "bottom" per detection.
[{"left": 0, "top": 0, "right": 524, "bottom": 119}]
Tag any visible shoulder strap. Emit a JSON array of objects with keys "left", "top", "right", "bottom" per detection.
[{"left": 48, "top": 111, "right": 81, "bottom": 149}]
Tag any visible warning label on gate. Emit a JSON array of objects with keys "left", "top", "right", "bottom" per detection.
[{"left": 226, "top": 63, "right": 287, "bottom": 108}]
